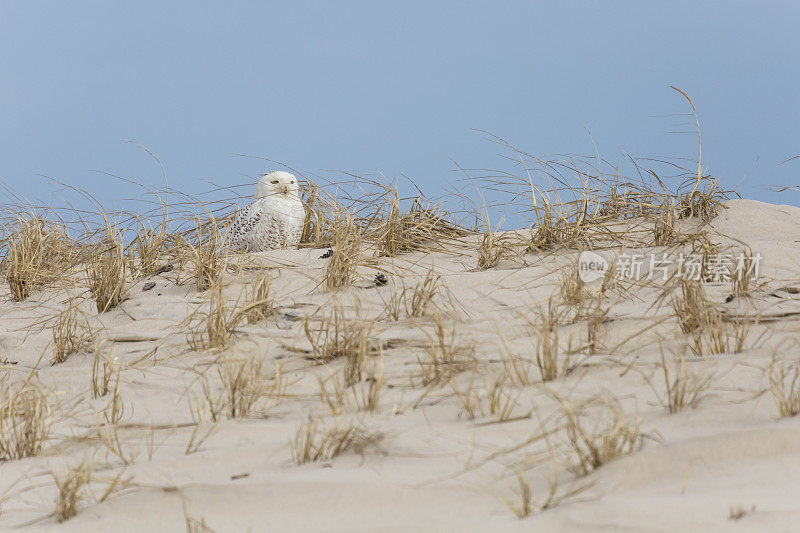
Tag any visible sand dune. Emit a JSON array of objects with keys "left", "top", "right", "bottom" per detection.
[{"left": 1, "top": 199, "right": 799, "bottom": 532}]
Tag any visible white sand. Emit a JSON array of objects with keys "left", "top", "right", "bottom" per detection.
[{"left": 1, "top": 199, "right": 799, "bottom": 532}]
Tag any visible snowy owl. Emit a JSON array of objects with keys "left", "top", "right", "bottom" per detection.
[{"left": 227, "top": 171, "right": 305, "bottom": 252}]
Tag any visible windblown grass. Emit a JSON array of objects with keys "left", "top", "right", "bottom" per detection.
[
  {"left": 0, "top": 383, "right": 51, "bottom": 461},
  {"left": 2, "top": 218, "right": 74, "bottom": 301},
  {"left": 767, "top": 358, "right": 800, "bottom": 418},
  {"left": 552, "top": 393, "right": 649, "bottom": 476},
  {"left": 52, "top": 301, "right": 88, "bottom": 364},
  {"left": 87, "top": 237, "right": 128, "bottom": 313},
  {"left": 291, "top": 416, "right": 383, "bottom": 465}
]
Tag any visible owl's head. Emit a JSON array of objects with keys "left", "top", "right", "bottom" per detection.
[{"left": 255, "top": 171, "right": 299, "bottom": 199}]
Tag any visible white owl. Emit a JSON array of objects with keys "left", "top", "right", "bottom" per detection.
[{"left": 227, "top": 171, "right": 305, "bottom": 252}]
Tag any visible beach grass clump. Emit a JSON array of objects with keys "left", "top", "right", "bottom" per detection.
[
  {"left": 730, "top": 246, "right": 759, "bottom": 298},
  {"left": 3, "top": 218, "right": 73, "bottom": 301},
  {"left": 375, "top": 189, "right": 469, "bottom": 257},
  {"left": 290, "top": 416, "right": 383, "bottom": 465},
  {"left": 644, "top": 348, "right": 714, "bottom": 414},
  {"left": 498, "top": 298, "right": 578, "bottom": 385},
  {"left": 131, "top": 221, "right": 169, "bottom": 278},
  {"left": 52, "top": 462, "right": 92, "bottom": 522},
  {"left": 52, "top": 302, "right": 88, "bottom": 364},
  {"left": 192, "top": 218, "right": 224, "bottom": 292},
  {"left": 87, "top": 237, "right": 128, "bottom": 313},
  {"left": 406, "top": 270, "right": 443, "bottom": 318},
  {"left": 652, "top": 201, "right": 679, "bottom": 246},
  {"left": 556, "top": 394, "right": 647, "bottom": 476},
  {"left": 188, "top": 279, "right": 241, "bottom": 351},
  {"left": 452, "top": 372, "right": 520, "bottom": 422},
  {"left": 533, "top": 299, "right": 579, "bottom": 381},
  {"left": 526, "top": 199, "right": 592, "bottom": 253},
  {"left": 767, "top": 359, "right": 800, "bottom": 418},
  {"left": 299, "top": 179, "right": 343, "bottom": 247},
  {"left": 219, "top": 355, "right": 269, "bottom": 419},
  {"left": 323, "top": 215, "right": 361, "bottom": 290},
  {"left": 351, "top": 354, "right": 385, "bottom": 412},
  {"left": 0, "top": 383, "right": 51, "bottom": 461},
  {"left": 242, "top": 272, "right": 274, "bottom": 324},
  {"left": 672, "top": 279, "right": 751, "bottom": 355},
  {"left": 476, "top": 227, "right": 510, "bottom": 270},
  {"left": 417, "top": 315, "right": 474, "bottom": 385},
  {"left": 304, "top": 305, "right": 375, "bottom": 368},
  {"left": 677, "top": 176, "right": 727, "bottom": 222},
  {"left": 559, "top": 265, "right": 586, "bottom": 306},
  {"left": 499, "top": 467, "right": 590, "bottom": 519}
]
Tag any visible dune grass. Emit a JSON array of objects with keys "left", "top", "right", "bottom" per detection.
[{"left": 4, "top": 109, "right": 791, "bottom": 528}]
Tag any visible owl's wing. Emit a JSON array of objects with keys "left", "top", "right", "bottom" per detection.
[{"left": 228, "top": 203, "right": 262, "bottom": 251}]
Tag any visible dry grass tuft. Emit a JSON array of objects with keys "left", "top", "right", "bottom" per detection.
[
  {"left": 316, "top": 370, "right": 348, "bottom": 416},
  {"left": 242, "top": 272, "right": 274, "bottom": 324},
  {"left": 377, "top": 271, "right": 445, "bottom": 320},
  {"left": 728, "top": 504, "right": 755, "bottom": 521},
  {"left": 730, "top": 247, "right": 759, "bottom": 298},
  {"left": 498, "top": 299, "right": 582, "bottom": 385},
  {"left": 644, "top": 347, "right": 714, "bottom": 414},
  {"left": 52, "top": 462, "right": 92, "bottom": 522},
  {"left": 91, "top": 346, "right": 115, "bottom": 399},
  {"left": 527, "top": 202, "right": 589, "bottom": 253},
  {"left": 533, "top": 320, "right": 563, "bottom": 382},
  {"left": 417, "top": 315, "right": 475, "bottom": 385},
  {"left": 506, "top": 470, "right": 533, "bottom": 519},
  {"left": 304, "top": 305, "right": 375, "bottom": 368},
  {"left": 499, "top": 467, "right": 590, "bottom": 519},
  {"left": 290, "top": 416, "right": 383, "bottom": 465},
  {"left": 131, "top": 221, "right": 169, "bottom": 277},
  {"left": 186, "top": 515, "right": 217, "bottom": 533},
  {"left": 2, "top": 218, "right": 73, "bottom": 301},
  {"left": 652, "top": 201, "right": 679, "bottom": 246},
  {"left": 0, "top": 383, "right": 51, "bottom": 461},
  {"left": 453, "top": 372, "right": 521, "bottom": 422},
  {"left": 672, "top": 279, "right": 751, "bottom": 355},
  {"left": 299, "top": 180, "right": 341, "bottom": 246},
  {"left": 100, "top": 370, "right": 126, "bottom": 426},
  {"left": 218, "top": 355, "right": 275, "bottom": 419},
  {"left": 87, "top": 237, "right": 128, "bottom": 313},
  {"left": 376, "top": 193, "right": 468, "bottom": 256},
  {"left": 52, "top": 302, "right": 88, "bottom": 364},
  {"left": 476, "top": 227, "right": 510, "bottom": 271},
  {"left": 407, "top": 270, "right": 443, "bottom": 318},
  {"left": 316, "top": 361, "right": 385, "bottom": 415},
  {"left": 324, "top": 216, "right": 361, "bottom": 290},
  {"left": 194, "top": 357, "right": 284, "bottom": 422},
  {"left": 499, "top": 341, "right": 537, "bottom": 387},
  {"left": 554, "top": 394, "right": 648, "bottom": 476},
  {"left": 677, "top": 177, "right": 726, "bottom": 222},
  {"left": 193, "top": 219, "right": 224, "bottom": 292},
  {"left": 672, "top": 279, "right": 707, "bottom": 337},
  {"left": 352, "top": 354, "right": 386, "bottom": 412},
  {"left": 559, "top": 265, "right": 586, "bottom": 306},
  {"left": 533, "top": 300, "right": 578, "bottom": 381},
  {"left": 188, "top": 279, "right": 241, "bottom": 351},
  {"left": 343, "top": 326, "right": 372, "bottom": 388},
  {"left": 767, "top": 359, "right": 800, "bottom": 418}
]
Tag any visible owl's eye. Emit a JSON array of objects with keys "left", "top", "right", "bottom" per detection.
[
  {"left": 271, "top": 180, "right": 279, "bottom": 184},
  {"left": 290, "top": 181, "right": 295, "bottom": 184}
]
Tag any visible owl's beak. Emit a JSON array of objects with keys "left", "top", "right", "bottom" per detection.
[{"left": 281, "top": 185, "right": 290, "bottom": 194}]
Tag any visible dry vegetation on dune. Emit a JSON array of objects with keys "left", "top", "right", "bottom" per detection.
[{"left": 2, "top": 118, "right": 799, "bottom": 529}]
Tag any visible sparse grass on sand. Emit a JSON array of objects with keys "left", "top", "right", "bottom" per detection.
[{"left": 4, "top": 106, "right": 795, "bottom": 529}]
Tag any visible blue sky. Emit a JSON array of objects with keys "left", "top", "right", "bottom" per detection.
[{"left": 1, "top": 1, "right": 798, "bottom": 213}]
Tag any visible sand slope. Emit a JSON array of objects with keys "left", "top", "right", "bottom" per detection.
[{"left": 1, "top": 199, "right": 800, "bottom": 532}]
